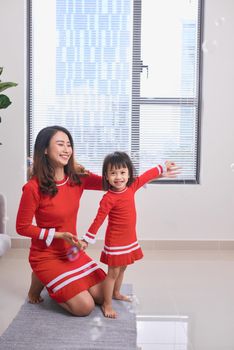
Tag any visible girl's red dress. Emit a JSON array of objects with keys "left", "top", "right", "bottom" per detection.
[
  {"left": 83, "top": 166, "right": 163, "bottom": 266},
  {"left": 16, "top": 174, "right": 106, "bottom": 303}
]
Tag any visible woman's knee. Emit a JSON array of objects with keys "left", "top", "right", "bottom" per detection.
[
  {"left": 72, "top": 300, "right": 95, "bottom": 316},
  {"left": 89, "top": 282, "right": 104, "bottom": 305},
  {"left": 62, "top": 292, "right": 95, "bottom": 316}
]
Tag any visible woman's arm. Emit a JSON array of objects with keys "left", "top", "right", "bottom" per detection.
[
  {"left": 16, "top": 182, "right": 78, "bottom": 247},
  {"left": 82, "top": 172, "right": 103, "bottom": 191},
  {"left": 16, "top": 183, "right": 43, "bottom": 238}
]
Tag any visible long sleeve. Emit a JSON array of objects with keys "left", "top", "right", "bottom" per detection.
[
  {"left": 132, "top": 165, "right": 163, "bottom": 192},
  {"left": 82, "top": 172, "right": 103, "bottom": 190},
  {"left": 82, "top": 193, "right": 114, "bottom": 244},
  {"left": 16, "top": 181, "right": 55, "bottom": 246}
]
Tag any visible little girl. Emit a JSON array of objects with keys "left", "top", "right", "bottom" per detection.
[{"left": 80, "top": 151, "right": 179, "bottom": 318}]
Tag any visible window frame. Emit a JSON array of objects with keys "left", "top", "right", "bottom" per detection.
[
  {"left": 27, "top": 0, "right": 204, "bottom": 184},
  {"left": 131, "top": 0, "right": 204, "bottom": 184}
]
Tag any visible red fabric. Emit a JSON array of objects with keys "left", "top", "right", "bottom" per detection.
[
  {"left": 87, "top": 167, "right": 162, "bottom": 266},
  {"left": 16, "top": 173, "right": 106, "bottom": 302}
]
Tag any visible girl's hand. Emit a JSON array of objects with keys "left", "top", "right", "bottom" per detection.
[
  {"left": 55, "top": 231, "right": 79, "bottom": 246},
  {"left": 162, "top": 161, "right": 181, "bottom": 178}
]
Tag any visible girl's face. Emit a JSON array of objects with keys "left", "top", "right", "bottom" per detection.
[
  {"left": 106, "top": 164, "right": 129, "bottom": 191},
  {"left": 45, "top": 131, "right": 72, "bottom": 168}
]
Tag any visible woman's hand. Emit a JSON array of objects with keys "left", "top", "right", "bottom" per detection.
[
  {"left": 55, "top": 231, "right": 79, "bottom": 246},
  {"left": 79, "top": 240, "right": 88, "bottom": 251},
  {"left": 161, "top": 161, "right": 181, "bottom": 178}
]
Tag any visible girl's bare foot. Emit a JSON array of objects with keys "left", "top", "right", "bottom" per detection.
[
  {"left": 113, "top": 292, "right": 132, "bottom": 302},
  {"left": 101, "top": 303, "right": 117, "bottom": 318},
  {"left": 28, "top": 272, "right": 44, "bottom": 304}
]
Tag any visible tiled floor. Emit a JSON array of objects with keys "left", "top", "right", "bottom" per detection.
[{"left": 1, "top": 247, "right": 234, "bottom": 349}]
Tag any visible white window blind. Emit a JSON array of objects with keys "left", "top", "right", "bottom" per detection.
[{"left": 29, "top": 0, "right": 202, "bottom": 183}]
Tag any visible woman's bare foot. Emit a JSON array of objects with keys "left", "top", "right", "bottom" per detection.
[
  {"left": 101, "top": 303, "right": 117, "bottom": 318},
  {"left": 28, "top": 272, "right": 44, "bottom": 304},
  {"left": 113, "top": 292, "right": 132, "bottom": 302}
]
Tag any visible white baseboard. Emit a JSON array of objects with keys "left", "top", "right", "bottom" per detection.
[{"left": 10, "top": 238, "right": 234, "bottom": 250}]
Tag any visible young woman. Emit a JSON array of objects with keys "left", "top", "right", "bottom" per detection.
[
  {"left": 80, "top": 151, "right": 180, "bottom": 318},
  {"left": 16, "top": 125, "right": 106, "bottom": 316}
]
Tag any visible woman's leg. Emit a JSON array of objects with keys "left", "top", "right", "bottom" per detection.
[
  {"left": 102, "top": 266, "right": 120, "bottom": 318},
  {"left": 28, "top": 272, "right": 44, "bottom": 304},
  {"left": 113, "top": 265, "right": 131, "bottom": 301},
  {"left": 89, "top": 280, "right": 104, "bottom": 305},
  {"left": 59, "top": 290, "right": 95, "bottom": 316}
]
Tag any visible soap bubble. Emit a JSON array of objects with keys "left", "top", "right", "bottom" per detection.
[
  {"left": 220, "top": 16, "right": 226, "bottom": 23},
  {"left": 3, "top": 215, "right": 9, "bottom": 225},
  {"left": 90, "top": 327, "right": 102, "bottom": 341},
  {"left": 89, "top": 316, "right": 103, "bottom": 340},
  {"left": 203, "top": 16, "right": 225, "bottom": 54},
  {"left": 131, "top": 294, "right": 140, "bottom": 313},
  {"left": 202, "top": 40, "right": 218, "bottom": 54},
  {"left": 66, "top": 246, "right": 80, "bottom": 261},
  {"left": 212, "top": 39, "right": 218, "bottom": 47},
  {"left": 202, "top": 41, "right": 209, "bottom": 53},
  {"left": 93, "top": 316, "right": 103, "bottom": 327},
  {"left": 214, "top": 16, "right": 226, "bottom": 27}
]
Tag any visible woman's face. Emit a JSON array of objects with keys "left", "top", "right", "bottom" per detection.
[{"left": 45, "top": 131, "right": 73, "bottom": 168}]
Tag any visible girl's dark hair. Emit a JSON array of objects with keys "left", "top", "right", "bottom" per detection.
[
  {"left": 32, "top": 125, "right": 87, "bottom": 196},
  {"left": 102, "top": 151, "right": 136, "bottom": 190}
]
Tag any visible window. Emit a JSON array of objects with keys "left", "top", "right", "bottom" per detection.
[{"left": 29, "top": 0, "right": 203, "bottom": 183}]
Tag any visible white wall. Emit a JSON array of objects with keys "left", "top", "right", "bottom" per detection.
[
  {"left": 1, "top": 0, "right": 234, "bottom": 241},
  {"left": 0, "top": 0, "right": 27, "bottom": 237}
]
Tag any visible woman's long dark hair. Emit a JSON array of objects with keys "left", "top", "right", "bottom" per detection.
[
  {"left": 102, "top": 151, "right": 136, "bottom": 190},
  {"left": 31, "top": 125, "right": 87, "bottom": 196}
]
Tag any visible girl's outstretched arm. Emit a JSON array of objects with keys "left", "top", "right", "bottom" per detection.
[
  {"left": 161, "top": 161, "right": 181, "bottom": 178},
  {"left": 132, "top": 161, "right": 181, "bottom": 191}
]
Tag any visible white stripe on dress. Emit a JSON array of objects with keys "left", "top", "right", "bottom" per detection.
[
  {"left": 46, "top": 228, "right": 55, "bottom": 247},
  {"left": 39, "top": 228, "right": 46, "bottom": 240},
  {"left": 82, "top": 233, "right": 96, "bottom": 244},
  {"left": 56, "top": 177, "right": 69, "bottom": 186},
  {"left": 86, "top": 232, "right": 96, "bottom": 238},
  {"left": 102, "top": 244, "right": 140, "bottom": 256},
  {"left": 156, "top": 165, "right": 162, "bottom": 175},
  {"left": 52, "top": 265, "right": 99, "bottom": 293},
  {"left": 104, "top": 241, "right": 139, "bottom": 251},
  {"left": 46, "top": 260, "right": 96, "bottom": 288}
]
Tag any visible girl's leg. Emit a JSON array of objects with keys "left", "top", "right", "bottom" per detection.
[
  {"left": 102, "top": 266, "right": 121, "bottom": 318},
  {"left": 59, "top": 290, "right": 95, "bottom": 316},
  {"left": 28, "top": 272, "right": 44, "bottom": 304},
  {"left": 113, "top": 265, "right": 131, "bottom": 301}
]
